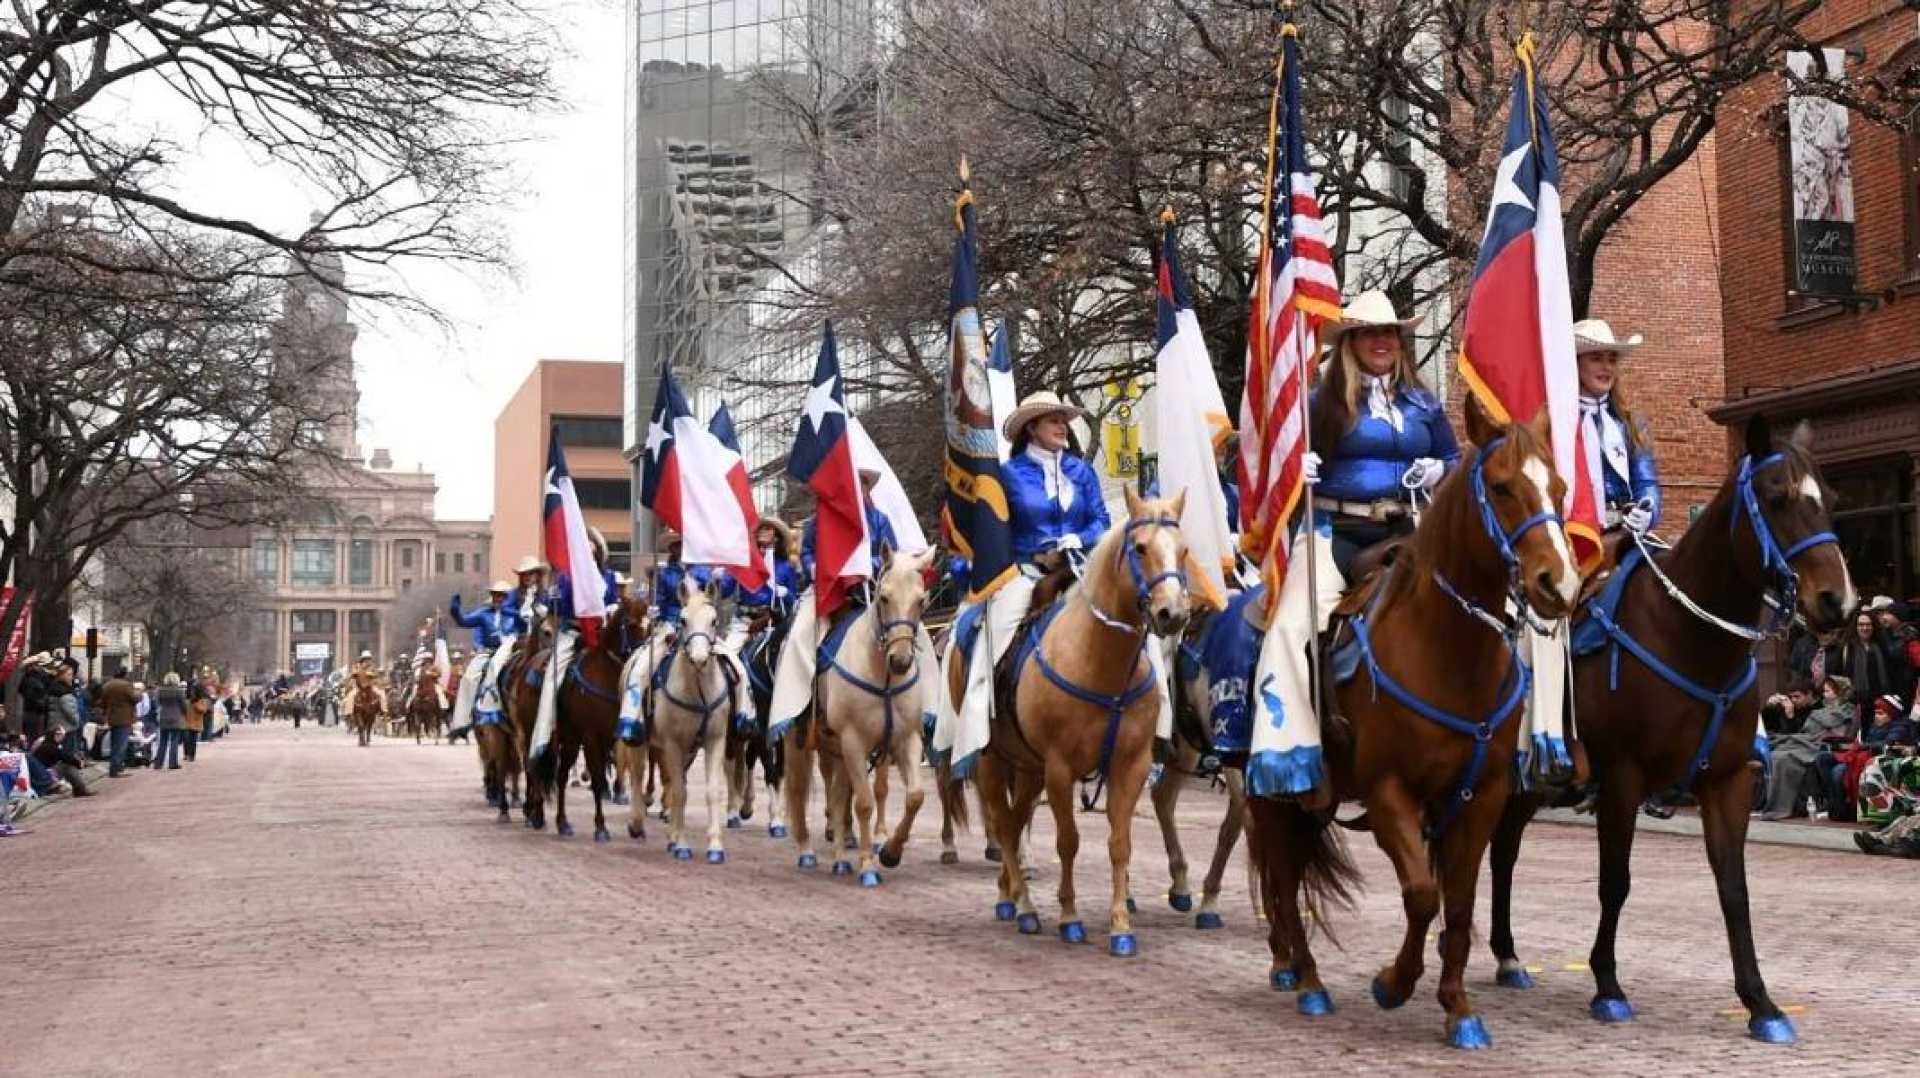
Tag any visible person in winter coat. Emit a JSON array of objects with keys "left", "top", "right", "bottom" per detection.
[
  {"left": 98, "top": 675, "right": 141, "bottom": 777},
  {"left": 1762, "top": 676, "right": 1856, "bottom": 818},
  {"left": 182, "top": 675, "right": 209, "bottom": 761},
  {"left": 152, "top": 673, "right": 188, "bottom": 770}
]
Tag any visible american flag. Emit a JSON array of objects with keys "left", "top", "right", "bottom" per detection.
[{"left": 1238, "top": 25, "right": 1340, "bottom": 594}]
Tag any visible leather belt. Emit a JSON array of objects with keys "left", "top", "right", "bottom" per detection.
[{"left": 1312, "top": 496, "right": 1409, "bottom": 523}]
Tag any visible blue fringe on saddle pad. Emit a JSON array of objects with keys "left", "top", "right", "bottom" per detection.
[
  {"left": 951, "top": 602, "right": 987, "bottom": 684},
  {"left": 1180, "top": 585, "right": 1265, "bottom": 755}
]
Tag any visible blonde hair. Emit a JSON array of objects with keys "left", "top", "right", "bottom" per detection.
[{"left": 1308, "top": 329, "right": 1432, "bottom": 451}]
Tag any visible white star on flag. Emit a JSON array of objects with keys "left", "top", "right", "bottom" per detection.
[{"left": 802, "top": 373, "right": 842, "bottom": 432}]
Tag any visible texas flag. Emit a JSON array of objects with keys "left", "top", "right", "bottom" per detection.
[
  {"left": 1456, "top": 37, "right": 1602, "bottom": 571},
  {"left": 788, "top": 322, "right": 868, "bottom": 617},
  {"left": 544, "top": 428, "right": 607, "bottom": 644},
  {"left": 639, "top": 367, "right": 767, "bottom": 591}
]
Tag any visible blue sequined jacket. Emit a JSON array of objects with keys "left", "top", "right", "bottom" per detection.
[
  {"left": 1003, "top": 447, "right": 1111, "bottom": 563},
  {"left": 1314, "top": 386, "right": 1460, "bottom": 504}
]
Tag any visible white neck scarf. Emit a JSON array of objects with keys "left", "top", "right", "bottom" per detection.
[
  {"left": 1024, "top": 444, "right": 1075, "bottom": 512},
  {"left": 1579, "top": 393, "right": 1630, "bottom": 512},
  {"left": 1365, "top": 374, "right": 1404, "bottom": 433}
]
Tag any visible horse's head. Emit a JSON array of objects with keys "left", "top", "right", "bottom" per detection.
[
  {"left": 1120, "top": 486, "right": 1192, "bottom": 638},
  {"left": 608, "top": 594, "right": 649, "bottom": 656},
  {"left": 1736, "top": 415, "right": 1853, "bottom": 632},
  {"left": 678, "top": 578, "right": 717, "bottom": 668},
  {"left": 874, "top": 546, "right": 935, "bottom": 677},
  {"left": 1462, "top": 397, "right": 1580, "bottom": 618}
]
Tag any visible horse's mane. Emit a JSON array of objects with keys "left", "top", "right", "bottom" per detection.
[{"left": 1391, "top": 420, "right": 1547, "bottom": 603}]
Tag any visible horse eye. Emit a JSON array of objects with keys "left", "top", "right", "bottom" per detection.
[{"left": 1490, "top": 481, "right": 1510, "bottom": 496}]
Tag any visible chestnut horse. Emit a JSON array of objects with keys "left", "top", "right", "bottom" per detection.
[
  {"left": 965, "top": 487, "right": 1191, "bottom": 955},
  {"left": 508, "top": 619, "right": 555, "bottom": 829},
  {"left": 1486, "top": 415, "right": 1853, "bottom": 1044},
  {"left": 1247, "top": 402, "right": 1580, "bottom": 1049},
  {"left": 406, "top": 666, "right": 446, "bottom": 744},
  {"left": 537, "top": 595, "right": 647, "bottom": 842}
]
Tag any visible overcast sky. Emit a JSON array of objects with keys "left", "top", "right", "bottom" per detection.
[{"left": 156, "top": 1, "right": 627, "bottom": 522}]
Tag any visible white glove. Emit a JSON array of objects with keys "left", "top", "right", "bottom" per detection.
[
  {"left": 1302, "top": 451, "right": 1322, "bottom": 484},
  {"left": 1404, "top": 457, "right": 1444, "bottom": 492},
  {"left": 1623, "top": 503, "right": 1653, "bottom": 534},
  {"left": 1056, "top": 533, "right": 1083, "bottom": 552}
]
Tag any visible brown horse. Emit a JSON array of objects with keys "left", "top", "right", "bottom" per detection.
[
  {"left": 539, "top": 594, "right": 646, "bottom": 842},
  {"left": 406, "top": 666, "right": 446, "bottom": 744},
  {"left": 1247, "top": 401, "right": 1580, "bottom": 1049},
  {"left": 346, "top": 678, "right": 383, "bottom": 747},
  {"left": 1485, "top": 415, "right": 1852, "bottom": 1044},
  {"left": 961, "top": 487, "right": 1191, "bottom": 954},
  {"left": 508, "top": 619, "right": 556, "bottom": 829}
]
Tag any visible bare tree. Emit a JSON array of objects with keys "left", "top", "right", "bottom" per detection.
[
  {"left": 383, "top": 572, "right": 489, "bottom": 658},
  {"left": 87, "top": 518, "right": 269, "bottom": 681}
]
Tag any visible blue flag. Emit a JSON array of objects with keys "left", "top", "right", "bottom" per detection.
[{"left": 940, "top": 188, "right": 1017, "bottom": 601}]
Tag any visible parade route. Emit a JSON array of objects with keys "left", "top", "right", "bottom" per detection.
[{"left": 8, "top": 723, "right": 1912, "bottom": 1076}]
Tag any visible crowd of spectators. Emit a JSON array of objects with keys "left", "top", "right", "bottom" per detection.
[
  {"left": 1767, "top": 596, "right": 1920, "bottom": 857},
  {"left": 0, "top": 655, "right": 246, "bottom": 835}
]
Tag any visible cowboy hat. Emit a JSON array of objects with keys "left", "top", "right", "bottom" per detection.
[
  {"left": 488, "top": 580, "right": 512, "bottom": 594},
  {"left": 1002, "top": 391, "right": 1087, "bottom": 442},
  {"left": 513, "top": 555, "right": 546, "bottom": 575},
  {"left": 1323, "top": 289, "right": 1422, "bottom": 346},
  {"left": 1865, "top": 595, "right": 1896, "bottom": 612},
  {"left": 358, "top": 650, "right": 373, "bottom": 660},
  {"left": 1572, "top": 318, "right": 1644, "bottom": 356}
]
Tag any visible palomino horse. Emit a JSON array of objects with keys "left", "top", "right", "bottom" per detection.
[
  {"left": 538, "top": 595, "right": 647, "bottom": 842},
  {"left": 783, "top": 548, "right": 937, "bottom": 884},
  {"left": 962, "top": 487, "right": 1191, "bottom": 955},
  {"left": 1247, "top": 401, "right": 1580, "bottom": 1049},
  {"left": 638, "top": 582, "right": 735, "bottom": 862},
  {"left": 406, "top": 667, "right": 446, "bottom": 744},
  {"left": 1486, "top": 415, "right": 1852, "bottom": 1044}
]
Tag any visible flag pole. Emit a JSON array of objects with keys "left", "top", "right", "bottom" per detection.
[{"left": 958, "top": 156, "right": 996, "bottom": 740}]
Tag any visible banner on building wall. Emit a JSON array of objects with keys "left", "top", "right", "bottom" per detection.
[
  {"left": 294, "top": 641, "right": 331, "bottom": 677},
  {"left": 0, "top": 588, "right": 34, "bottom": 684},
  {"left": 1101, "top": 379, "right": 1143, "bottom": 480},
  {"left": 1786, "top": 49, "right": 1857, "bottom": 297}
]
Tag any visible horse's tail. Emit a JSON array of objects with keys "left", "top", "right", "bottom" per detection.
[
  {"left": 1246, "top": 796, "right": 1360, "bottom": 947},
  {"left": 936, "top": 755, "right": 969, "bottom": 834}
]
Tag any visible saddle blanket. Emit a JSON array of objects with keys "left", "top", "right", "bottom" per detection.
[{"left": 1175, "top": 586, "right": 1265, "bottom": 755}]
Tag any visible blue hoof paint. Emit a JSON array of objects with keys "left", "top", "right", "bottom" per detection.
[
  {"left": 705, "top": 848, "right": 726, "bottom": 864},
  {"left": 1589, "top": 997, "right": 1635, "bottom": 1024},
  {"left": 1371, "top": 976, "right": 1406, "bottom": 1011},
  {"left": 844, "top": 834, "right": 858, "bottom": 850},
  {"left": 797, "top": 852, "right": 818, "bottom": 870},
  {"left": 726, "top": 815, "right": 743, "bottom": 830},
  {"left": 1059, "top": 921, "right": 1087, "bottom": 944},
  {"left": 830, "top": 860, "right": 853, "bottom": 877},
  {"left": 1195, "top": 911, "right": 1225, "bottom": 930},
  {"left": 993, "top": 900, "right": 1017, "bottom": 922},
  {"left": 556, "top": 822, "right": 574, "bottom": 837},
  {"left": 858, "top": 869, "right": 882, "bottom": 888},
  {"left": 672, "top": 845, "right": 693, "bottom": 861},
  {"left": 1108, "top": 933, "right": 1138, "bottom": 957},
  {"left": 1495, "top": 965, "right": 1536, "bottom": 990},
  {"left": 1016, "top": 912, "right": 1042, "bottom": 935},
  {"left": 1447, "top": 1015, "right": 1492, "bottom": 1050},
  {"left": 593, "top": 829, "right": 611, "bottom": 844},
  {"left": 1297, "top": 989, "right": 1334, "bottom": 1016},
  {"left": 1749, "top": 1015, "right": 1798, "bottom": 1045},
  {"left": 1270, "top": 968, "right": 1299, "bottom": 992},
  {"left": 1125, "top": 896, "right": 1137, "bottom": 914},
  {"left": 1168, "top": 892, "right": 1193, "bottom": 913},
  {"left": 769, "top": 824, "right": 789, "bottom": 839}
]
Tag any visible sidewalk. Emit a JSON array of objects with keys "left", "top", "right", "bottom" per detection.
[{"left": 1536, "top": 805, "right": 1866, "bottom": 853}]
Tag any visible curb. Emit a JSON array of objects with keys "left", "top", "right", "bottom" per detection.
[{"left": 1536, "top": 806, "right": 1865, "bottom": 853}]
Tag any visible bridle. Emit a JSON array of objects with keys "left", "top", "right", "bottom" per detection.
[
  {"left": 1731, "top": 451, "right": 1840, "bottom": 636},
  {"left": 1086, "top": 514, "right": 1187, "bottom": 634},
  {"left": 1434, "top": 435, "right": 1565, "bottom": 637}
]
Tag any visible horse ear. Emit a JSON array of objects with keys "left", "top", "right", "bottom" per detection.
[
  {"left": 1744, "top": 413, "right": 1774, "bottom": 460},
  {"left": 1124, "top": 484, "right": 1144, "bottom": 518},
  {"left": 679, "top": 577, "right": 696, "bottom": 605},
  {"left": 878, "top": 538, "right": 895, "bottom": 566},
  {"left": 1789, "top": 419, "right": 1815, "bottom": 453},
  {"left": 1167, "top": 487, "right": 1187, "bottom": 521},
  {"left": 1463, "top": 393, "right": 1499, "bottom": 447},
  {"left": 1526, "top": 404, "right": 1552, "bottom": 448},
  {"left": 911, "top": 547, "right": 937, "bottom": 574}
]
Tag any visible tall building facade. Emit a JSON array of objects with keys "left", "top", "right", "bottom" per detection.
[{"left": 493, "top": 360, "right": 632, "bottom": 576}]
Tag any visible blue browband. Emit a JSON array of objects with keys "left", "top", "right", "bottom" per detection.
[
  {"left": 1121, "top": 515, "right": 1187, "bottom": 611},
  {"left": 1732, "top": 451, "right": 1839, "bottom": 635},
  {"left": 1469, "top": 436, "right": 1563, "bottom": 578}
]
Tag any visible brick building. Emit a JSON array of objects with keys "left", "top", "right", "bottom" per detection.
[
  {"left": 493, "top": 360, "right": 632, "bottom": 576},
  {"left": 1710, "top": 2, "right": 1920, "bottom": 602}
]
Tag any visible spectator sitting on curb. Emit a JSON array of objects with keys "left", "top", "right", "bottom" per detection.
[
  {"left": 1761, "top": 676, "right": 1853, "bottom": 820},
  {"left": 29, "top": 723, "right": 93, "bottom": 797},
  {"left": 1762, "top": 680, "right": 1818, "bottom": 736}
]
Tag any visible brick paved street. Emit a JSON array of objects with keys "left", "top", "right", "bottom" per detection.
[{"left": 7, "top": 723, "right": 1911, "bottom": 1076}]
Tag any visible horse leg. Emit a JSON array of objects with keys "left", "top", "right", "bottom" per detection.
[
  {"left": 974, "top": 753, "right": 1018, "bottom": 920},
  {"left": 1149, "top": 755, "right": 1192, "bottom": 915},
  {"left": 879, "top": 728, "right": 925, "bottom": 871},
  {"left": 937, "top": 762, "right": 960, "bottom": 865},
  {"left": 1698, "top": 763, "right": 1793, "bottom": 1042},
  {"left": 1489, "top": 792, "right": 1539, "bottom": 987},
  {"left": 1042, "top": 756, "right": 1081, "bottom": 941},
  {"left": 702, "top": 726, "right": 729, "bottom": 862},
  {"left": 587, "top": 732, "right": 612, "bottom": 843},
  {"left": 825, "top": 747, "right": 855, "bottom": 876},
  {"left": 836, "top": 726, "right": 881, "bottom": 885},
  {"left": 553, "top": 740, "right": 579, "bottom": 837},
  {"left": 1248, "top": 798, "right": 1317, "bottom": 1002},
  {"left": 1005, "top": 768, "right": 1045, "bottom": 924},
  {"left": 737, "top": 742, "right": 756, "bottom": 823},
  {"left": 871, "top": 757, "right": 891, "bottom": 854},
  {"left": 1365, "top": 777, "right": 1440, "bottom": 1010},
  {"left": 1195, "top": 768, "right": 1246, "bottom": 930},
  {"left": 724, "top": 738, "right": 745, "bottom": 829},
  {"left": 1103, "top": 747, "right": 1152, "bottom": 955},
  {"left": 623, "top": 742, "right": 647, "bottom": 841},
  {"left": 784, "top": 729, "right": 816, "bottom": 867},
  {"left": 658, "top": 741, "right": 687, "bottom": 856},
  {"left": 1588, "top": 769, "right": 1646, "bottom": 1023},
  {"left": 1432, "top": 786, "right": 1509, "bottom": 1048}
]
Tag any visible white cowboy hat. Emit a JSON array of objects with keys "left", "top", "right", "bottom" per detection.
[
  {"left": 358, "top": 650, "right": 373, "bottom": 660},
  {"left": 1324, "top": 289, "right": 1422, "bottom": 345},
  {"left": 513, "top": 555, "right": 546, "bottom": 575},
  {"left": 1572, "top": 318, "right": 1644, "bottom": 356},
  {"left": 488, "top": 580, "right": 512, "bottom": 594},
  {"left": 1865, "top": 595, "right": 1896, "bottom": 612},
  {"left": 1002, "top": 390, "right": 1087, "bottom": 442}
]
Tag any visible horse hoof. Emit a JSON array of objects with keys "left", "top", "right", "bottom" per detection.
[
  {"left": 1748, "top": 1015, "right": 1797, "bottom": 1045},
  {"left": 940, "top": 850, "right": 959, "bottom": 865},
  {"left": 993, "top": 901, "right": 1017, "bottom": 922},
  {"left": 1589, "top": 997, "right": 1635, "bottom": 1024},
  {"left": 878, "top": 846, "right": 901, "bottom": 869},
  {"left": 844, "top": 835, "right": 858, "bottom": 851},
  {"left": 593, "top": 829, "right": 611, "bottom": 844},
  {"left": 858, "top": 869, "right": 882, "bottom": 888},
  {"left": 1107, "top": 933, "right": 1137, "bottom": 957},
  {"left": 1016, "top": 912, "right": 1041, "bottom": 935},
  {"left": 1168, "top": 892, "right": 1193, "bottom": 913},
  {"left": 1446, "top": 1015, "right": 1492, "bottom": 1050},
  {"left": 1195, "top": 912, "right": 1224, "bottom": 930},
  {"left": 1059, "top": 921, "right": 1087, "bottom": 944},
  {"left": 726, "top": 815, "right": 743, "bottom": 830},
  {"left": 1125, "top": 897, "right": 1137, "bottom": 914},
  {"left": 672, "top": 846, "right": 693, "bottom": 861},
  {"left": 627, "top": 827, "right": 645, "bottom": 841},
  {"left": 556, "top": 822, "right": 574, "bottom": 838},
  {"left": 797, "top": 852, "right": 818, "bottom": 870},
  {"left": 984, "top": 845, "right": 1002, "bottom": 863},
  {"left": 830, "top": 860, "right": 853, "bottom": 877},
  {"left": 769, "top": 825, "right": 789, "bottom": 839},
  {"left": 739, "top": 808, "right": 754, "bottom": 822},
  {"left": 705, "top": 849, "right": 726, "bottom": 865},
  {"left": 1371, "top": 976, "right": 1407, "bottom": 1011},
  {"left": 1495, "top": 964, "right": 1536, "bottom": 989},
  {"left": 1270, "top": 968, "right": 1299, "bottom": 992},
  {"left": 1297, "top": 989, "right": 1334, "bottom": 1016}
]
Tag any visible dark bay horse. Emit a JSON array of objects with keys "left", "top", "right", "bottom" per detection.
[
  {"left": 1487, "top": 415, "right": 1852, "bottom": 1044},
  {"left": 1247, "top": 401, "right": 1580, "bottom": 1049},
  {"left": 540, "top": 595, "right": 647, "bottom": 842},
  {"left": 406, "top": 667, "right": 446, "bottom": 744}
]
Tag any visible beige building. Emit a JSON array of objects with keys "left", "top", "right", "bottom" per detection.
[{"left": 492, "top": 360, "right": 631, "bottom": 576}]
